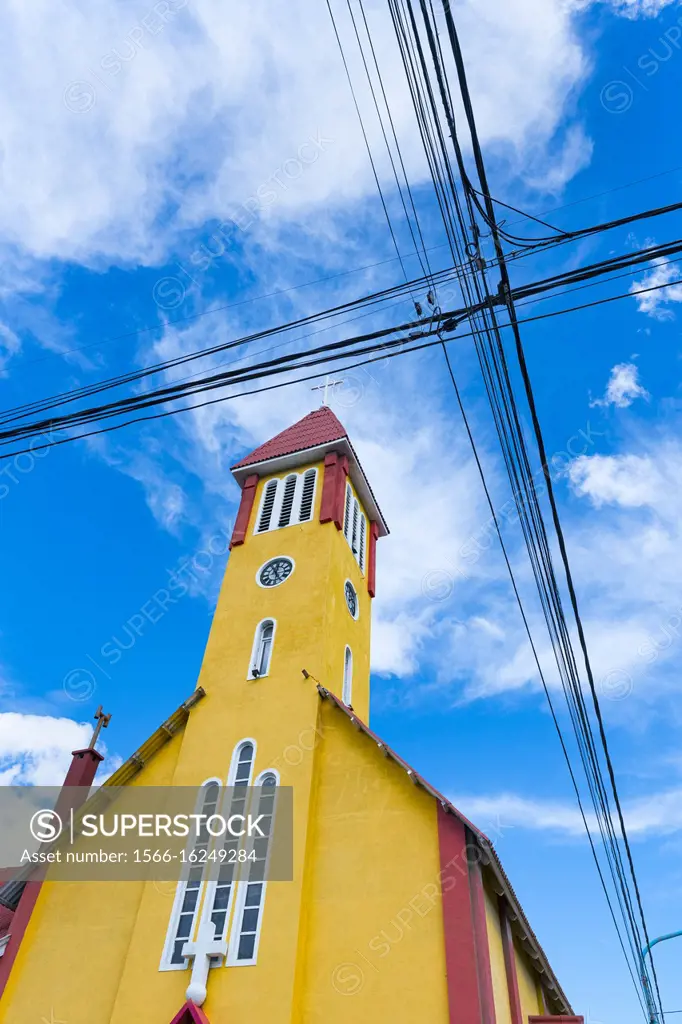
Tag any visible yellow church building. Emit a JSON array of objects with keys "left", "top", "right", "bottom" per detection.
[{"left": 0, "top": 407, "right": 581, "bottom": 1024}]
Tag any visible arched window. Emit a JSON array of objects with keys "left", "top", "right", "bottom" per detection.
[
  {"left": 343, "top": 483, "right": 352, "bottom": 540},
  {"left": 299, "top": 468, "right": 316, "bottom": 521},
  {"left": 342, "top": 484, "right": 367, "bottom": 574},
  {"left": 278, "top": 475, "right": 298, "bottom": 528},
  {"left": 358, "top": 514, "right": 367, "bottom": 571},
  {"left": 256, "top": 479, "right": 278, "bottom": 533},
  {"left": 161, "top": 779, "right": 222, "bottom": 969},
  {"left": 206, "top": 741, "right": 256, "bottom": 950},
  {"left": 254, "top": 470, "right": 318, "bottom": 534},
  {"left": 229, "top": 770, "right": 278, "bottom": 966},
  {"left": 343, "top": 646, "right": 353, "bottom": 706},
  {"left": 248, "top": 619, "right": 275, "bottom": 679}
]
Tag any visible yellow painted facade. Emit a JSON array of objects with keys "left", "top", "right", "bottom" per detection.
[
  {"left": 0, "top": 416, "right": 573, "bottom": 1023},
  {"left": 485, "top": 881, "right": 513, "bottom": 1024}
]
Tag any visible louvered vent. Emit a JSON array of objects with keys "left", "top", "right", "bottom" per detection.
[
  {"left": 351, "top": 499, "right": 359, "bottom": 554},
  {"left": 278, "top": 475, "right": 297, "bottom": 528},
  {"left": 299, "top": 469, "right": 316, "bottom": 521},
  {"left": 358, "top": 515, "right": 366, "bottom": 571},
  {"left": 257, "top": 480, "right": 278, "bottom": 533},
  {"left": 343, "top": 484, "right": 352, "bottom": 538}
]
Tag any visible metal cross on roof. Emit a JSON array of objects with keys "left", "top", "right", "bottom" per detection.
[
  {"left": 311, "top": 375, "right": 345, "bottom": 406},
  {"left": 89, "top": 705, "right": 112, "bottom": 750}
]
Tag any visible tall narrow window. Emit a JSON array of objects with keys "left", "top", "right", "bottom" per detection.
[
  {"left": 163, "top": 780, "right": 221, "bottom": 968},
  {"left": 343, "top": 483, "right": 352, "bottom": 540},
  {"left": 351, "top": 499, "right": 359, "bottom": 556},
  {"left": 343, "top": 646, "right": 353, "bottom": 706},
  {"left": 249, "top": 620, "right": 275, "bottom": 679},
  {"left": 257, "top": 480, "right": 277, "bottom": 533},
  {"left": 278, "top": 475, "right": 297, "bottom": 528},
  {"left": 298, "top": 468, "right": 316, "bottom": 522},
  {"left": 358, "top": 515, "right": 367, "bottom": 572},
  {"left": 230, "top": 771, "right": 278, "bottom": 965},
  {"left": 208, "top": 742, "right": 256, "bottom": 947}
]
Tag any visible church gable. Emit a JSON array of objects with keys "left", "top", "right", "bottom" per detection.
[{"left": 168, "top": 1000, "right": 211, "bottom": 1024}]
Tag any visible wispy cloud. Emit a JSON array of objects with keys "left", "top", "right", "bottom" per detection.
[
  {"left": 0, "top": 712, "right": 98, "bottom": 786},
  {"left": 590, "top": 362, "right": 650, "bottom": 409},
  {"left": 630, "top": 258, "right": 682, "bottom": 320},
  {"left": 454, "top": 785, "right": 682, "bottom": 838}
]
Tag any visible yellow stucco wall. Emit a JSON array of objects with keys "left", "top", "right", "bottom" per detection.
[
  {"left": 484, "top": 877, "right": 513, "bottom": 1024},
  {"left": 0, "top": 451, "right": 565, "bottom": 1024},
  {"left": 295, "top": 698, "right": 450, "bottom": 1023},
  {"left": 0, "top": 725, "right": 186, "bottom": 1024},
  {"left": 515, "top": 936, "right": 544, "bottom": 1019}
]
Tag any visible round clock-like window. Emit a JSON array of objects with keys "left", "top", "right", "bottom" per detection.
[
  {"left": 345, "top": 580, "right": 358, "bottom": 619},
  {"left": 257, "top": 557, "right": 294, "bottom": 588}
]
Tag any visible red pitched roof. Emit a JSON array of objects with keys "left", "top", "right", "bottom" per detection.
[
  {"left": 231, "top": 407, "right": 347, "bottom": 470},
  {"left": 0, "top": 904, "right": 13, "bottom": 937}
]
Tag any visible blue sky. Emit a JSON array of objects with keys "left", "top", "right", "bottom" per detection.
[{"left": 2, "top": 0, "right": 682, "bottom": 1019}]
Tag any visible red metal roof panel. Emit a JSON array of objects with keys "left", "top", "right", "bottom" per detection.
[{"left": 231, "top": 407, "right": 347, "bottom": 470}]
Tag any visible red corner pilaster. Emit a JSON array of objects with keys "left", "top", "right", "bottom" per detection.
[
  {"left": 230, "top": 472, "right": 259, "bottom": 548},
  {"left": 367, "top": 520, "right": 379, "bottom": 598},
  {"left": 469, "top": 853, "right": 496, "bottom": 1024},
  {"left": 319, "top": 452, "right": 349, "bottom": 529},
  {"left": 0, "top": 746, "right": 104, "bottom": 998},
  {"left": 169, "top": 1000, "right": 212, "bottom": 1024},
  {"left": 437, "top": 803, "right": 482, "bottom": 1024},
  {"left": 499, "top": 896, "right": 523, "bottom": 1024}
]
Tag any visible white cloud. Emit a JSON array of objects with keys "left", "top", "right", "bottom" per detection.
[
  {"left": 454, "top": 785, "right": 682, "bottom": 838},
  {"left": 568, "top": 452, "right": 664, "bottom": 507},
  {"left": 522, "top": 124, "right": 594, "bottom": 195},
  {"left": 602, "top": 0, "right": 680, "bottom": 16},
  {"left": 590, "top": 362, "right": 650, "bottom": 409},
  {"left": 0, "top": 322, "right": 20, "bottom": 376},
  {"left": 0, "top": 712, "right": 94, "bottom": 786},
  {"left": 0, "top": 0, "right": 635, "bottom": 267},
  {"left": 630, "top": 258, "right": 682, "bottom": 320}
]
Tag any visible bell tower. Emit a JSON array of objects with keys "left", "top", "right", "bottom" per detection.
[{"left": 172, "top": 406, "right": 388, "bottom": 790}]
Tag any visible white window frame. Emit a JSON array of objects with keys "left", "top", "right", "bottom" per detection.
[
  {"left": 253, "top": 470, "right": 318, "bottom": 535},
  {"left": 198, "top": 740, "right": 258, "bottom": 966},
  {"left": 159, "top": 777, "right": 223, "bottom": 972},
  {"left": 342, "top": 483, "right": 367, "bottom": 574},
  {"left": 255, "top": 556, "right": 296, "bottom": 589},
  {"left": 344, "top": 580, "right": 359, "bottom": 620},
  {"left": 247, "top": 619, "right": 277, "bottom": 680},
  {"left": 343, "top": 646, "right": 353, "bottom": 706},
  {"left": 255, "top": 478, "right": 278, "bottom": 534},
  {"left": 226, "top": 769, "right": 279, "bottom": 967}
]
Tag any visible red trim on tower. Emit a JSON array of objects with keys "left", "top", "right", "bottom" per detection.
[
  {"left": 469, "top": 856, "right": 496, "bottom": 1024},
  {"left": 320, "top": 452, "right": 339, "bottom": 524},
  {"left": 168, "top": 1001, "right": 212, "bottom": 1024},
  {"left": 499, "top": 896, "right": 523, "bottom": 1024},
  {"left": 320, "top": 452, "right": 348, "bottom": 530},
  {"left": 0, "top": 747, "right": 104, "bottom": 997},
  {"left": 230, "top": 472, "right": 259, "bottom": 548},
  {"left": 437, "top": 803, "right": 482, "bottom": 1024},
  {"left": 367, "top": 520, "right": 379, "bottom": 597}
]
